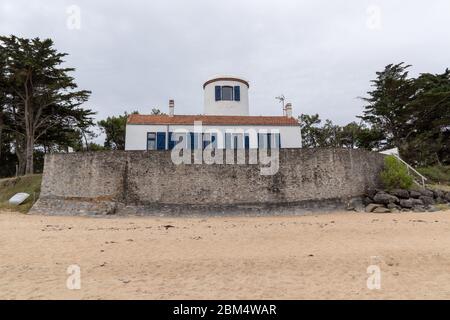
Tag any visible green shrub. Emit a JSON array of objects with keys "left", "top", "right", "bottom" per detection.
[
  {"left": 417, "top": 165, "right": 450, "bottom": 184},
  {"left": 380, "top": 156, "right": 414, "bottom": 190}
]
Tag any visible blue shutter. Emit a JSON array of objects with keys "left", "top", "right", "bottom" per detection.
[
  {"left": 202, "top": 133, "right": 208, "bottom": 149},
  {"left": 168, "top": 132, "right": 175, "bottom": 149},
  {"left": 173, "top": 133, "right": 186, "bottom": 148},
  {"left": 215, "top": 86, "right": 221, "bottom": 101},
  {"left": 181, "top": 133, "right": 187, "bottom": 148},
  {"left": 189, "top": 132, "right": 195, "bottom": 150},
  {"left": 234, "top": 86, "right": 240, "bottom": 101},
  {"left": 244, "top": 134, "right": 250, "bottom": 150},
  {"left": 273, "top": 133, "right": 280, "bottom": 149},
  {"left": 211, "top": 133, "right": 217, "bottom": 148},
  {"left": 156, "top": 132, "right": 166, "bottom": 150}
]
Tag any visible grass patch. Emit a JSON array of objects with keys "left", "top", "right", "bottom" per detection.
[
  {"left": 0, "top": 174, "right": 42, "bottom": 213},
  {"left": 435, "top": 203, "right": 450, "bottom": 211},
  {"left": 417, "top": 165, "right": 450, "bottom": 185},
  {"left": 427, "top": 184, "right": 450, "bottom": 192}
]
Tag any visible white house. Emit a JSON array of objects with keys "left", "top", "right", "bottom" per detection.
[{"left": 125, "top": 75, "right": 302, "bottom": 150}]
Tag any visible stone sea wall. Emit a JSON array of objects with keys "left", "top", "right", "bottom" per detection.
[{"left": 31, "top": 148, "right": 385, "bottom": 216}]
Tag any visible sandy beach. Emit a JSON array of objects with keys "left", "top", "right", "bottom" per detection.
[{"left": 1, "top": 210, "right": 450, "bottom": 300}]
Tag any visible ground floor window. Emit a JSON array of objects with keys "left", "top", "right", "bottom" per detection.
[
  {"left": 147, "top": 132, "right": 156, "bottom": 150},
  {"left": 148, "top": 132, "right": 281, "bottom": 150},
  {"left": 225, "top": 133, "right": 246, "bottom": 149},
  {"left": 258, "top": 133, "right": 280, "bottom": 149},
  {"left": 203, "top": 133, "right": 217, "bottom": 149},
  {"left": 147, "top": 132, "right": 166, "bottom": 150}
]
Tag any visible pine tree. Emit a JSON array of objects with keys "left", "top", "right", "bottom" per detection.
[{"left": 0, "top": 36, "right": 95, "bottom": 174}]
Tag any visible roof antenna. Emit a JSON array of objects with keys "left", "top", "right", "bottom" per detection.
[{"left": 275, "top": 95, "right": 286, "bottom": 116}]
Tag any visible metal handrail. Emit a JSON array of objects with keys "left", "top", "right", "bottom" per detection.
[{"left": 392, "top": 154, "right": 427, "bottom": 188}]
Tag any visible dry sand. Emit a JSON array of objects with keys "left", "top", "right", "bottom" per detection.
[{"left": 1, "top": 210, "right": 450, "bottom": 300}]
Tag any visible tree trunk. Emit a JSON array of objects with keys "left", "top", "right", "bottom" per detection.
[
  {"left": 23, "top": 71, "right": 35, "bottom": 176},
  {"left": 14, "top": 134, "right": 26, "bottom": 176},
  {"left": 0, "top": 111, "right": 4, "bottom": 160},
  {"left": 0, "top": 126, "right": 3, "bottom": 161},
  {"left": 0, "top": 110, "right": 3, "bottom": 160},
  {"left": 25, "top": 133, "right": 34, "bottom": 175}
]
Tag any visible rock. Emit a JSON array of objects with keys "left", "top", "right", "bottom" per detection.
[
  {"left": 413, "top": 205, "right": 426, "bottom": 212},
  {"left": 445, "top": 192, "right": 450, "bottom": 202},
  {"left": 426, "top": 206, "right": 441, "bottom": 213},
  {"left": 401, "top": 208, "right": 412, "bottom": 212},
  {"left": 366, "top": 189, "right": 380, "bottom": 199},
  {"left": 409, "top": 190, "right": 421, "bottom": 199},
  {"left": 399, "top": 199, "right": 414, "bottom": 208},
  {"left": 387, "top": 203, "right": 400, "bottom": 210},
  {"left": 347, "top": 197, "right": 364, "bottom": 212},
  {"left": 420, "top": 189, "right": 434, "bottom": 198},
  {"left": 389, "top": 208, "right": 400, "bottom": 213},
  {"left": 363, "top": 197, "right": 373, "bottom": 206},
  {"left": 373, "top": 207, "right": 391, "bottom": 213},
  {"left": 389, "top": 189, "right": 410, "bottom": 199},
  {"left": 373, "top": 192, "right": 399, "bottom": 205},
  {"left": 435, "top": 197, "right": 446, "bottom": 204},
  {"left": 365, "top": 203, "right": 384, "bottom": 213},
  {"left": 412, "top": 198, "right": 424, "bottom": 206},
  {"left": 419, "top": 196, "right": 435, "bottom": 206},
  {"left": 433, "top": 189, "right": 444, "bottom": 199}
]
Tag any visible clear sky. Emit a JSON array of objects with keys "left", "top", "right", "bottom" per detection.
[{"left": 1, "top": 0, "right": 449, "bottom": 126}]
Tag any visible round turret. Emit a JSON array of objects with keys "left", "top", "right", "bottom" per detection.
[{"left": 203, "top": 75, "right": 249, "bottom": 116}]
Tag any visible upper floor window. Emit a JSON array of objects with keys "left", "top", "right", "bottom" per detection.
[
  {"left": 215, "top": 85, "right": 241, "bottom": 102},
  {"left": 222, "top": 86, "right": 233, "bottom": 101}
]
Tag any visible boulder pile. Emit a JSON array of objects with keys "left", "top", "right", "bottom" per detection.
[{"left": 363, "top": 188, "right": 450, "bottom": 213}]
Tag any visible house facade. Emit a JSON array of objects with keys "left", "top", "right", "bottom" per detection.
[{"left": 125, "top": 76, "right": 302, "bottom": 150}]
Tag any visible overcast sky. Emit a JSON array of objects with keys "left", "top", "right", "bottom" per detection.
[{"left": 1, "top": 0, "right": 449, "bottom": 128}]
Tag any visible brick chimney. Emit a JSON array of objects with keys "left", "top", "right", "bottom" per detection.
[
  {"left": 169, "top": 99, "right": 174, "bottom": 117},
  {"left": 285, "top": 102, "right": 293, "bottom": 118}
]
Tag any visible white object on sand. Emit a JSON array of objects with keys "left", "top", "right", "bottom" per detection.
[{"left": 8, "top": 193, "right": 30, "bottom": 206}]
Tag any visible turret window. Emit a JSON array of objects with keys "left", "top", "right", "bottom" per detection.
[
  {"left": 221, "top": 86, "right": 233, "bottom": 101},
  {"left": 215, "top": 85, "right": 241, "bottom": 102}
]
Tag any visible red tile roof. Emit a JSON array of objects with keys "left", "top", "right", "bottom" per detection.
[{"left": 127, "top": 114, "right": 299, "bottom": 126}]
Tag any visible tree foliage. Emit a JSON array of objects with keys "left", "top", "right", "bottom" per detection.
[
  {"left": 299, "top": 114, "right": 383, "bottom": 150},
  {"left": 97, "top": 108, "right": 163, "bottom": 150},
  {"left": 360, "top": 63, "right": 416, "bottom": 149},
  {"left": 98, "top": 111, "right": 138, "bottom": 150},
  {"left": 0, "top": 36, "right": 95, "bottom": 175},
  {"left": 360, "top": 63, "right": 450, "bottom": 166}
]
